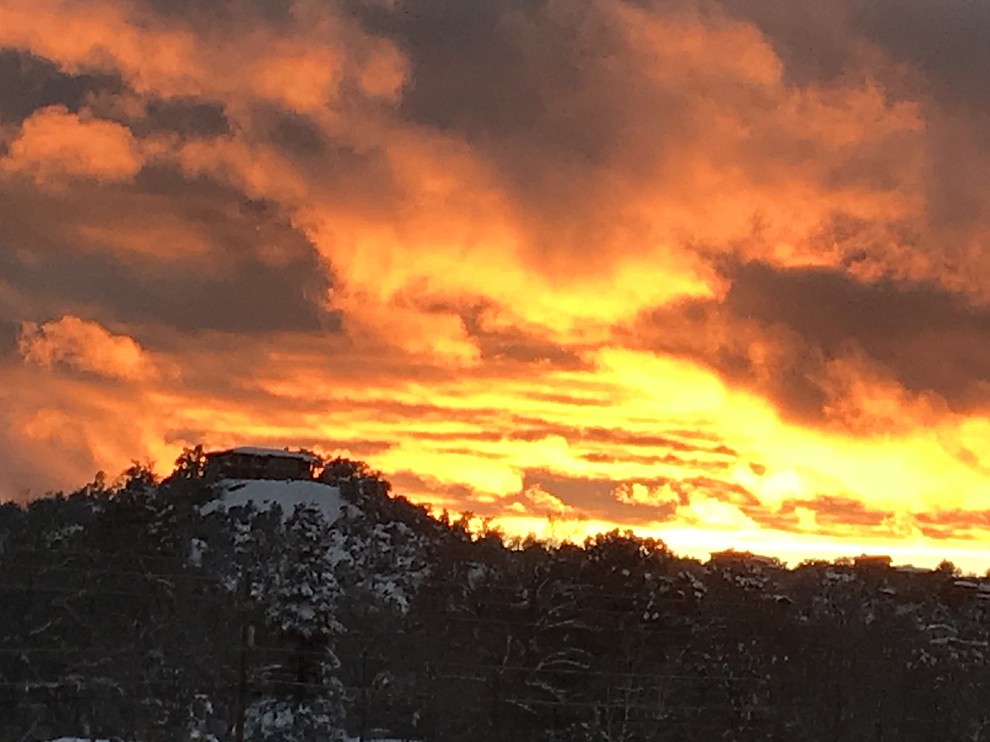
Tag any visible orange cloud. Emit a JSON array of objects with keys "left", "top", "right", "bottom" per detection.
[
  {"left": 18, "top": 315, "right": 158, "bottom": 381},
  {"left": 2, "top": 106, "right": 143, "bottom": 185},
  {"left": 0, "top": 0, "right": 932, "bottom": 349},
  {"left": 0, "top": 0, "right": 403, "bottom": 115}
]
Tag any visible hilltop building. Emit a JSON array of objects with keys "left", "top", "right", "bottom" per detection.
[
  {"left": 709, "top": 549, "right": 782, "bottom": 570},
  {"left": 204, "top": 447, "right": 320, "bottom": 481},
  {"left": 853, "top": 554, "right": 892, "bottom": 570}
]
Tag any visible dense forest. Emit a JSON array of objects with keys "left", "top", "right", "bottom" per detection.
[{"left": 2, "top": 451, "right": 989, "bottom": 741}]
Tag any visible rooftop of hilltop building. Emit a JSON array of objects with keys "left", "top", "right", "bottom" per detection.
[
  {"left": 206, "top": 446, "right": 321, "bottom": 462},
  {"left": 198, "top": 447, "right": 388, "bottom": 493},
  {"left": 203, "top": 446, "right": 321, "bottom": 481}
]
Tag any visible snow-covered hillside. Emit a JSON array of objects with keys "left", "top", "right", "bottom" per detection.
[
  {"left": 201, "top": 478, "right": 345, "bottom": 523},
  {"left": 9, "top": 461, "right": 990, "bottom": 740}
]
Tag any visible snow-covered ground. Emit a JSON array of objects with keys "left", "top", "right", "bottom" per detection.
[{"left": 201, "top": 478, "right": 345, "bottom": 523}]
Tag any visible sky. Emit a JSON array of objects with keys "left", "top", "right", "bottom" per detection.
[{"left": 2, "top": 0, "right": 990, "bottom": 570}]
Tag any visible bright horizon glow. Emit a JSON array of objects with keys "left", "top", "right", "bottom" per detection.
[{"left": 479, "top": 514, "right": 990, "bottom": 575}]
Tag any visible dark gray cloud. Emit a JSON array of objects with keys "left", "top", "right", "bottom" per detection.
[
  {"left": 853, "top": 0, "right": 990, "bottom": 110},
  {"left": 839, "top": 1, "right": 990, "bottom": 243},
  {"left": 0, "top": 50, "right": 121, "bottom": 125},
  {"left": 713, "top": 0, "right": 990, "bottom": 259},
  {"left": 0, "top": 50, "right": 230, "bottom": 140},
  {"left": 357, "top": 0, "right": 564, "bottom": 137},
  {"left": 0, "top": 247, "right": 331, "bottom": 335},
  {"left": 455, "top": 303, "right": 586, "bottom": 367},
  {"left": 0, "top": 166, "right": 335, "bottom": 337},
  {"left": 521, "top": 469, "right": 758, "bottom": 521},
  {"left": 135, "top": 98, "right": 230, "bottom": 138},
  {"left": 0, "top": 320, "right": 18, "bottom": 356},
  {"left": 355, "top": 0, "right": 687, "bottom": 221},
  {"left": 716, "top": 0, "right": 858, "bottom": 86},
  {"left": 258, "top": 107, "right": 394, "bottom": 184},
  {"left": 640, "top": 262, "right": 990, "bottom": 423},
  {"left": 265, "top": 110, "right": 327, "bottom": 158},
  {"left": 718, "top": 0, "right": 990, "bottom": 105},
  {"left": 633, "top": 301, "right": 830, "bottom": 424},
  {"left": 725, "top": 261, "right": 990, "bottom": 406},
  {"left": 522, "top": 470, "right": 621, "bottom": 513},
  {"left": 138, "top": 0, "right": 293, "bottom": 27}
]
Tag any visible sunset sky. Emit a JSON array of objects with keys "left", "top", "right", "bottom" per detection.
[{"left": 2, "top": 0, "right": 990, "bottom": 569}]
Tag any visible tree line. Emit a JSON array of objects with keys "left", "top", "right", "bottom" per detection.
[{"left": 1, "top": 454, "right": 989, "bottom": 740}]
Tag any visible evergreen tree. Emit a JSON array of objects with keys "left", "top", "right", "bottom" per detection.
[{"left": 248, "top": 504, "right": 346, "bottom": 741}]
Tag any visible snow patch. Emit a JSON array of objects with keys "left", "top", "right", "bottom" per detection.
[
  {"left": 189, "top": 537, "right": 207, "bottom": 567},
  {"left": 201, "top": 479, "right": 345, "bottom": 523}
]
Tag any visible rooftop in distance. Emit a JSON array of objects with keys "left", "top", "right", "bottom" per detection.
[
  {"left": 207, "top": 446, "right": 321, "bottom": 463},
  {"left": 204, "top": 446, "right": 321, "bottom": 481}
]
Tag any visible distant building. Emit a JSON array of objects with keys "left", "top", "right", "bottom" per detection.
[
  {"left": 854, "top": 554, "right": 892, "bottom": 569},
  {"left": 709, "top": 549, "right": 782, "bottom": 570},
  {"left": 951, "top": 579, "right": 990, "bottom": 603},
  {"left": 204, "top": 447, "right": 320, "bottom": 481}
]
